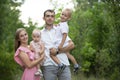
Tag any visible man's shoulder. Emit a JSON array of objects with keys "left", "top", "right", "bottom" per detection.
[
  {"left": 53, "top": 25, "right": 60, "bottom": 30},
  {"left": 60, "top": 22, "right": 68, "bottom": 25},
  {"left": 40, "top": 28, "right": 45, "bottom": 32}
]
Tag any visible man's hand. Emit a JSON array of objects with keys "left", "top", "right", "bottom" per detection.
[
  {"left": 50, "top": 48, "right": 57, "bottom": 56},
  {"left": 58, "top": 41, "right": 75, "bottom": 53},
  {"left": 58, "top": 44, "right": 63, "bottom": 51}
]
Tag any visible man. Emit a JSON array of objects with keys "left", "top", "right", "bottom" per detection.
[{"left": 41, "top": 9, "right": 74, "bottom": 80}]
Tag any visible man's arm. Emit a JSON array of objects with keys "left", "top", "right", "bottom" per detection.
[
  {"left": 50, "top": 40, "right": 75, "bottom": 55},
  {"left": 59, "top": 40, "right": 75, "bottom": 53}
]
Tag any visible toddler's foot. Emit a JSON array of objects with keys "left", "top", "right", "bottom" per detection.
[
  {"left": 73, "top": 64, "right": 81, "bottom": 73},
  {"left": 57, "top": 64, "right": 66, "bottom": 75},
  {"left": 35, "top": 70, "right": 43, "bottom": 78}
]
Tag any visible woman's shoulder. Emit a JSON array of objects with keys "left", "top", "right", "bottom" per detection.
[
  {"left": 16, "top": 46, "right": 30, "bottom": 53},
  {"left": 19, "top": 46, "right": 29, "bottom": 50},
  {"left": 15, "top": 46, "right": 35, "bottom": 60}
]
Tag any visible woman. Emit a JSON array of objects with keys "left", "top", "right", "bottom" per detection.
[{"left": 14, "top": 28, "right": 44, "bottom": 80}]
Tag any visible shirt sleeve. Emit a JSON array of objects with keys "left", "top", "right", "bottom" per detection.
[{"left": 60, "top": 22, "right": 69, "bottom": 34}]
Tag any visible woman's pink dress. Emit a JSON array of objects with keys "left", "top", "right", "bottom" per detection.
[{"left": 14, "top": 46, "right": 40, "bottom": 80}]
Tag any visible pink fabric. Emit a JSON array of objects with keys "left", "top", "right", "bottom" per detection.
[
  {"left": 14, "top": 46, "right": 40, "bottom": 80},
  {"left": 30, "top": 41, "right": 42, "bottom": 59}
]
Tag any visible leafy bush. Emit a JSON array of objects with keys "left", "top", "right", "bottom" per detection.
[{"left": 0, "top": 51, "right": 19, "bottom": 80}]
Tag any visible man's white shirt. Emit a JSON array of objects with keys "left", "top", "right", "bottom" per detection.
[{"left": 41, "top": 26, "right": 70, "bottom": 66}]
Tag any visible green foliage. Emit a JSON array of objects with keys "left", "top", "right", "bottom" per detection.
[
  {"left": 54, "top": 8, "right": 62, "bottom": 24},
  {"left": 0, "top": 0, "right": 24, "bottom": 52},
  {"left": 81, "top": 42, "right": 96, "bottom": 59},
  {"left": 25, "top": 18, "right": 39, "bottom": 42},
  {"left": 0, "top": 51, "right": 19, "bottom": 80},
  {"left": 110, "top": 67, "right": 120, "bottom": 80},
  {"left": 69, "top": 1, "right": 119, "bottom": 78},
  {"left": 0, "top": 0, "right": 120, "bottom": 79},
  {"left": 95, "top": 49, "right": 112, "bottom": 77},
  {"left": 0, "top": 0, "right": 24, "bottom": 79}
]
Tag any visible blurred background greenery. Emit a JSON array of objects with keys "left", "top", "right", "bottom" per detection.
[{"left": 0, "top": 0, "right": 120, "bottom": 80}]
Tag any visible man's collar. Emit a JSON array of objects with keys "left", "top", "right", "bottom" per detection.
[{"left": 43, "top": 25, "right": 56, "bottom": 31}]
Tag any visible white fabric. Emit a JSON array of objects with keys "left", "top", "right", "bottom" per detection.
[
  {"left": 41, "top": 26, "right": 70, "bottom": 66},
  {"left": 60, "top": 22, "right": 69, "bottom": 34},
  {"left": 55, "top": 22, "right": 71, "bottom": 47}
]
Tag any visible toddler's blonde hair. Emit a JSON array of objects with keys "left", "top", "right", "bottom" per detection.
[
  {"left": 63, "top": 8, "right": 72, "bottom": 18},
  {"left": 32, "top": 29, "right": 41, "bottom": 36}
]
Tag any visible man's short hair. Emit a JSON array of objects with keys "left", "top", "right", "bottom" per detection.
[{"left": 43, "top": 9, "right": 55, "bottom": 17}]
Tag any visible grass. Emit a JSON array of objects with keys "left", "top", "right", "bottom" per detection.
[
  {"left": 71, "top": 72, "right": 106, "bottom": 80},
  {"left": 13, "top": 69, "right": 107, "bottom": 80}
]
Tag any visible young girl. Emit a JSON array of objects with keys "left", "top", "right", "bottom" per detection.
[
  {"left": 30, "top": 29, "right": 45, "bottom": 77},
  {"left": 14, "top": 28, "right": 44, "bottom": 80}
]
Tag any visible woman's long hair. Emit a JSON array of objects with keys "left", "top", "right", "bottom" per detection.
[{"left": 15, "top": 28, "right": 26, "bottom": 51}]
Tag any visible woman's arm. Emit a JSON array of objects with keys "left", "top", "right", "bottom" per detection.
[{"left": 18, "top": 51, "right": 44, "bottom": 68}]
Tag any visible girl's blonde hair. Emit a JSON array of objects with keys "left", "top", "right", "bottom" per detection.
[{"left": 32, "top": 29, "right": 41, "bottom": 37}]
